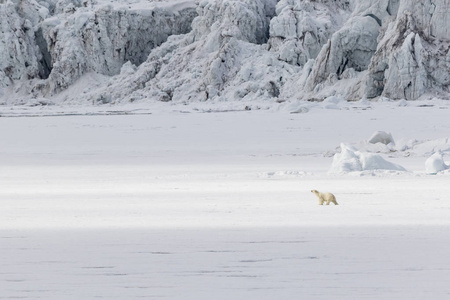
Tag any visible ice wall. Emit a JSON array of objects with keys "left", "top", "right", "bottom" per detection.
[
  {"left": 366, "top": 0, "right": 450, "bottom": 100},
  {"left": 0, "top": 0, "right": 449, "bottom": 105},
  {"left": 0, "top": 0, "right": 43, "bottom": 89},
  {"left": 43, "top": 4, "right": 197, "bottom": 94},
  {"left": 268, "top": 0, "right": 351, "bottom": 66},
  {"left": 0, "top": 0, "right": 197, "bottom": 101}
]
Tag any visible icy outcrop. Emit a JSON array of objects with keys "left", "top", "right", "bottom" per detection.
[
  {"left": 366, "top": 0, "right": 450, "bottom": 100},
  {"left": 268, "top": 0, "right": 351, "bottom": 66},
  {"left": 72, "top": 0, "right": 292, "bottom": 105},
  {"left": 300, "top": 0, "right": 449, "bottom": 101},
  {"left": 0, "top": 0, "right": 197, "bottom": 101},
  {"left": 425, "top": 152, "right": 448, "bottom": 174},
  {"left": 303, "top": 0, "right": 392, "bottom": 99},
  {"left": 0, "top": 0, "right": 449, "bottom": 106},
  {"left": 0, "top": 0, "right": 44, "bottom": 88},
  {"left": 42, "top": 2, "right": 197, "bottom": 95},
  {"left": 191, "top": 0, "right": 273, "bottom": 45},
  {"left": 368, "top": 131, "right": 395, "bottom": 146},
  {"left": 329, "top": 143, "right": 407, "bottom": 174}
]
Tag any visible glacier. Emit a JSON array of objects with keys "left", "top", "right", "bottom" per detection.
[{"left": 0, "top": 0, "right": 449, "bottom": 106}]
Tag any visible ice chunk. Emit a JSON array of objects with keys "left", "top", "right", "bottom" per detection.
[
  {"left": 425, "top": 152, "right": 448, "bottom": 175},
  {"left": 368, "top": 131, "right": 395, "bottom": 145},
  {"left": 329, "top": 144, "right": 363, "bottom": 173},
  {"left": 329, "top": 143, "right": 406, "bottom": 174}
]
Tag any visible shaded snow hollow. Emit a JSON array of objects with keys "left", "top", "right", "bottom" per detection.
[{"left": 0, "top": 0, "right": 449, "bottom": 106}]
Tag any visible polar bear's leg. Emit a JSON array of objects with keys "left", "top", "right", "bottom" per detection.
[
  {"left": 330, "top": 195, "right": 338, "bottom": 205},
  {"left": 329, "top": 196, "right": 338, "bottom": 205}
]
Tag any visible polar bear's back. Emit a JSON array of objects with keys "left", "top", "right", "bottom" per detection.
[{"left": 320, "top": 192, "right": 335, "bottom": 201}]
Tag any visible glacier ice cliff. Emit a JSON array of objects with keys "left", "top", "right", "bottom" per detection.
[
  {"left": 366, "top": 0, "right": 450, "bottom": 100},
  {"left": 0, "top": 0, "right": 449, "bottom": 106},
  {"left": 0, "top": 0, "right": 197, "bottom": 102}
]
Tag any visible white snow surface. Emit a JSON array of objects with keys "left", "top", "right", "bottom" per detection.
[{"left": 2, "top": 101, "right": 450, "bottom": 299}]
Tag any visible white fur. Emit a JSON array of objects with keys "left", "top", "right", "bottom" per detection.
[{"left": 311, "top": 190, "right": 338, "bottom": 205}]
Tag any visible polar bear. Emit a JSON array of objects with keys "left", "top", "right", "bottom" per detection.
[{"left": 311, "top": 190, "right": 338, "bottom": 205}]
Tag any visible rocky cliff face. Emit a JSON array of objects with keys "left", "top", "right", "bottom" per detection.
[{"left": 0, "top": 0, "right": 449, "bottom": 105}]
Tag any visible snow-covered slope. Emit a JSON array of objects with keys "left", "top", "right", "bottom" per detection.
[{"left": 0, "top": 0, "right": 449, "bottom": 106}]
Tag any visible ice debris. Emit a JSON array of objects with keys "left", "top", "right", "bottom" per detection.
[
  {"left": 425, "top": 152, "right": 448, "bottom": 175},
  {"left": 329, "top": 143, "right": 407, "bottom": 175},
  {"left": 368, "top": 131, "right": 395, "bottom": 146}
]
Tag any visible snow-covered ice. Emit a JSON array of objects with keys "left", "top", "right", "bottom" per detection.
[
  {"left": 425, "top": 152, "right": 449, "bottom": 175},
  {"left": 2, "top": 100, "right": 450, "bottom": 299}
]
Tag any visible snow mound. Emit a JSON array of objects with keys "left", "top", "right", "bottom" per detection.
[
  {"left": 329, "top": 143, "right": 407, "bottom": 175},
  {"left": 368, "top": 131, "right": 395, "bottom": 146},
  {"left": 425, "top": 152, "right": 449, "bottom": 175}
]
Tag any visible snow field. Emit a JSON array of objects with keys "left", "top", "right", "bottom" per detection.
[
  {"left": 2, "top": 164, "right": 450, "bottom": 230},
  {"left": 3, "top": 227, "right": 450, "bottom": 299},
  {"left": 2, "top": 103, "right": 450, "bottom": 299}
]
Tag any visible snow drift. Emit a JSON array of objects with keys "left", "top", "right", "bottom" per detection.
[{"left": 0, "top": 0, "right": 449, "bottom": 106}]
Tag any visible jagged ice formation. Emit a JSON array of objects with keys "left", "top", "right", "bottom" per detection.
[{"left": 0, "top": 0, "right": 449, "bottom": 106}]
